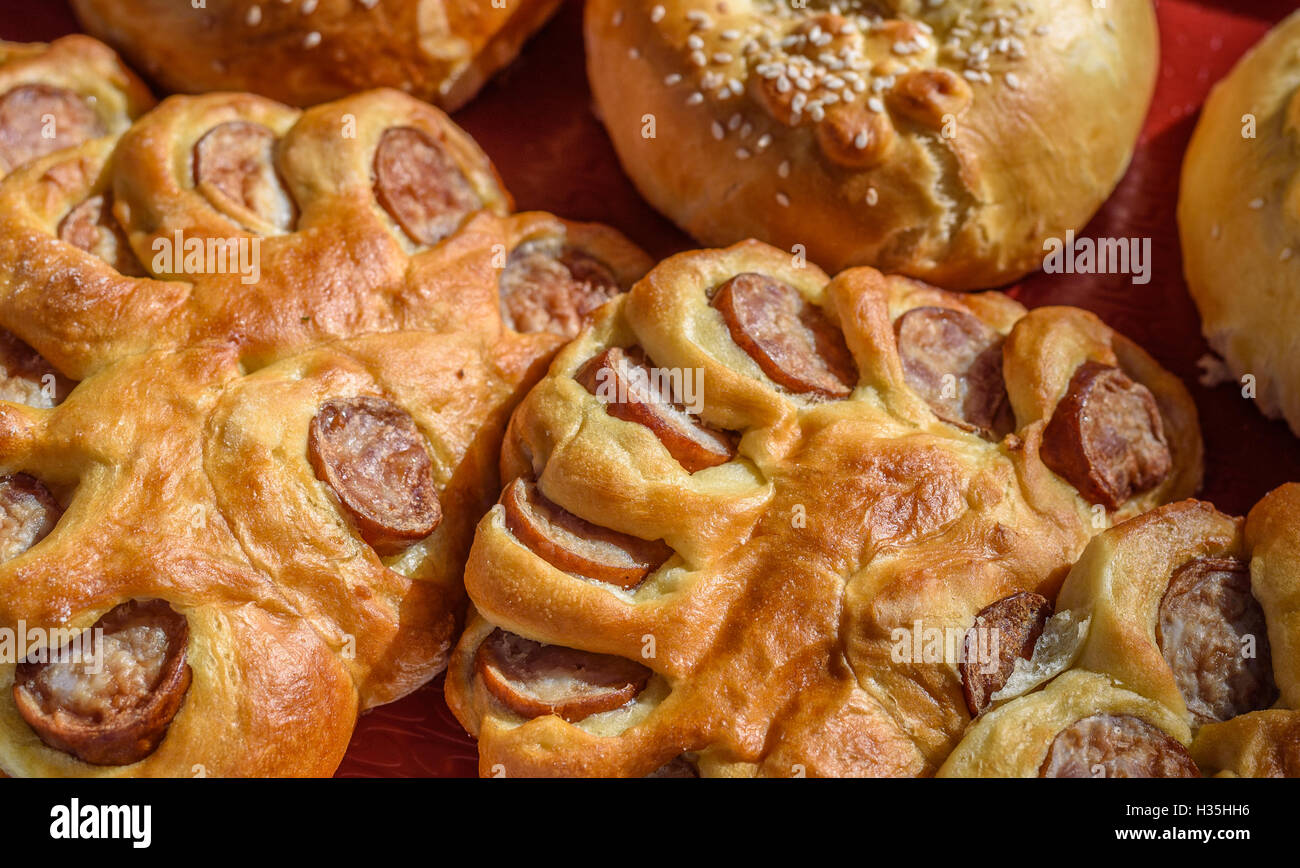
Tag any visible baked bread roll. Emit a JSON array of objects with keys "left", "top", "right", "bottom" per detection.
[
  {"left": 585, "top": 0, "right": 1158, "bottom": 289},
  {"left": 943, "top": 495, "right": 1300, "bottom": 777},
  {"left": 0, "top": 36, "right": 153, "bottom": 179},
  {"left": 0, "top": 85, "right": 651, "bottom": 776},
  {"left": 71, "top": 0, "right": 563, "bottom": 111},
  {"left": 0, "top": 87, "right": 649, "bottom": 381},
  {"left": 1179, "top": 10, "right": 1300, "bottom": 437},
  {"left": 444, "top": 239, "right": 1202, "bottom": 777}
]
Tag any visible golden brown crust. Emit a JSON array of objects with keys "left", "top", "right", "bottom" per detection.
[
  {"left": 944, "top": 491, "right": 1300, "bottom": 777},
  {"left": 71, "top": 0, "right": 563, "bottom": 112},
  {"left": 1179, "top": 10, "right": 1300, "bottom": 437},
  {"left": 0, "top": 83, "right": 651, "bottom": 776},
  {"left": 585, "top": 0, "right": 1158, "bottom": 289},
  {"left": 0, "top": 35, "right": 153, "bottom": 179},
  {"left": 0, "top": 88, "right": 656, "bottom": 384},
  {"left": 446, "top": 240, "right": 1202, "bottom": 777}
]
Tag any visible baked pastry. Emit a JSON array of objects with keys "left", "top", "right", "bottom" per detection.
[
  {"left": 0, "top": 36, "right": 153, "bottom": 179},
  {"left": 0, "top": 87, "right": 649, "bottom": 381},
  {"left": 444, "top": 239, "right": 1202, "bottom": 777},
  {"left": 1192, "top": 484, "right": 1300, "bottom": 777},
  {"left": 1179, "top": 9, "right": 1300, "bottom": 438},
  {"left": 71, "top": 0, "right": 564, "bottom": 112},
  {"left": 584, "top": 0, "right": 1158, "bottom": 289},
  {"left": 940, "top": 496, "right": 1299, "bottom": 777},
  {"left": 0, "top": 86, "right": 651, "bottom": 776}
]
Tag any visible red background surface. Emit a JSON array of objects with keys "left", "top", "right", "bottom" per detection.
[{"left": 2, "top": 0, "right": 1297, "bottom": 777}]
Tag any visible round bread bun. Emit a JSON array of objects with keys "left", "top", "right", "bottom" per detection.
[
  {"left": 70, "top": 0, "right": 564, "bottom": 111},
  {"left": 585, "top": 0, "right": 1158, "bottom": 290},
  {"left": 1179, "top": 9, "right": 1300, "bottom": 438}
]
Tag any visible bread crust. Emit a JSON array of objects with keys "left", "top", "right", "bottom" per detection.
[
  {"left": 0, "top": 81, "right": 651, "bottom": 776},
  {"left": 445, "top": 240, "right": 1202, "bottom": 777},
  {"left": 1179, "top": 10, "right": 1300, "bottom": 437},
  {"left": 944, "top": 492, "right": 1300, "bottom": 777},
  {"left": 71, "top": 0, "right": 564, "bottom": 111},
  {"left": 585, "top": 0, "right": 1158, "bottom": 289}
]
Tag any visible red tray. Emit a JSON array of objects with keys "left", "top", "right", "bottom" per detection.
[{"left": 2, "top": 0, "right": 1298, "bottom": 778}]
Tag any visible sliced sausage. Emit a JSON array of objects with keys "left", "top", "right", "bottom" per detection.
[
  {"left": 711, "top": 273, "right": 857, "bottom": 398},
  {"left": 0, "top": 473, "right": 61, "bottom": 564},
  {"left": 499, "top": 239, "right": 622, "bottom": 338},
  {"left": 960, "top": 591, "right": 1052, "bottom": 716},
  {"left": 193, "top": 121, "right": 296, "bottom": 231},
  {"left": 0, "top": 330, "right": 71, "bottom": 408},
  {"left": 1039, "top": 713, "right": 1200, "bottom": 778},
  {"left": 13, "top": 599, "right": 191, "bottom": 766},
  {"left": 474, "top": 628, "right": 651, "bottom": 723},
  {"left": 373, "top": 126, "right": 479, "bottom": 246},
  {"left": 57, "top": 194, "right": 145, "bottom": 276},
  {"left": 501, "top": 477, "right": 672, "bottom": 589},
  {"left": 1158, "top": 556, "right": 1278, "bottom": 725},
  {"left": 646, "top": 755, "right": 700, "bottom": 778},
  {"left": 575, "top": 346, "right": 735, "bottom": 473},
  {"left": 1040, "top": 361, "right": 1172, "bottom": 509},
  {"left": 307, "top": 396, "right": 442, "bottom": 555},
  {"left": 894, "top": 306, "right": 1011, "bottom": 437},
  {"left": 0, "top": 84, "right": 105, "bottom": 175}
]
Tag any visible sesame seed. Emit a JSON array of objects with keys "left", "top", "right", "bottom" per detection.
[
  {"left": 712, "top": 121, "right": 725, "bottom": 140},
  {"left": 664, "top": 73, "right": 682, "bottom": 86},
  {"left": 778, "top": 160, "right": 791, "bottom": 178},
  {"left": 867, "top": 96, "right": 884, "bottom": 113},
  {"left": 246, "top": 5, "right": 262, "bottom": 26},
  {"left": 686, "top": 92, "right": 704, "bottom": 105},
  {"left": 736, "top": 148, "right": 751, "bottom": 159},
  {"left": 1005, "top": 72, "right": 1021, "bottom": 89},
  {"left": 866, "top": 188, "right": 879, "bottom": 205},
  {"left": 714, "top": 52, "right": 733, "bottom": 64},
  {"left": 728, "top": 113, "right": 742, "bottom": 131},
  {"left": 1249, "top": 198, "right": 1266, "bottom": 210},
  {"left": 650, "top": 5, "right": 665, "bottom": 23},
  {"left": 301, "top": 0, "right": 317, "bottom": 13},
  {"left": 756, "top": 133, "right": 772, "bottom": 150},
  {"left": 628, "top": 47, "right": 639, "bottom": 59},
  {"left": 776, "top": 193, "right": 791, "bottom": 207},
  {"left": 1283, "top": 248, "right": 1294, "bottom": 262},
  {"left": 688, "top": 35, "right": 704, "bottom": 50},
  {"left": 303, "top": 31, "right": 321, "bottom": 48},
  {"left": 854, "top": 131, "right": 869, "bottom": 149}
]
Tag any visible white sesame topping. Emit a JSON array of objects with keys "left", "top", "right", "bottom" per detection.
[
  {"left": 867, "top": 96, "right": 884, "bottom": 113},
  {"left": 686, "top": 92, "right": 704, "bottom": 106},
  {"left": 756, "top": 133, "right": 772, "bottom": 150},
  {"left": 1249, "top": 198, "right": 1266, "bottom": 210},
  {"left": 778, "top": 160, "right": 791, "bottom": 178},
  {"left": 303, "top": 31, "right": 321, "bottom": 48},
  {"left": 1005, "top": 72, "right": 1021, "bottom": 89},
  {"left": 853, "top": 131, "right": 869, "bottom": 149},
  {"left": 664, "top": 73, "right": 682, "bottom": 86},
  {"left": 301, "top": 0, "right": 318, "bottom": 13},
  {"left": 776, "top": 192, "right": 790, "bottom": 207},
  {"left": 629, "top": 47, "right": 639, "bottom": 59},
  {"left": 736, "top": 148, "right": 751, "bottom": 159},
  {"left": 866, "top": 188, "right": 879, "bottom": 206},
  {"left": 712, "top": 121, "right": 725, "bottom": 140},
  {"left": 1283, "top": 247, "right": 1294, "bottom": 262},
  {"left": 246, "top": 4, "right": 262, "bottom": 26},
  {"left": 650, "top": 5, "right": 665, "bottom": 23}
]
